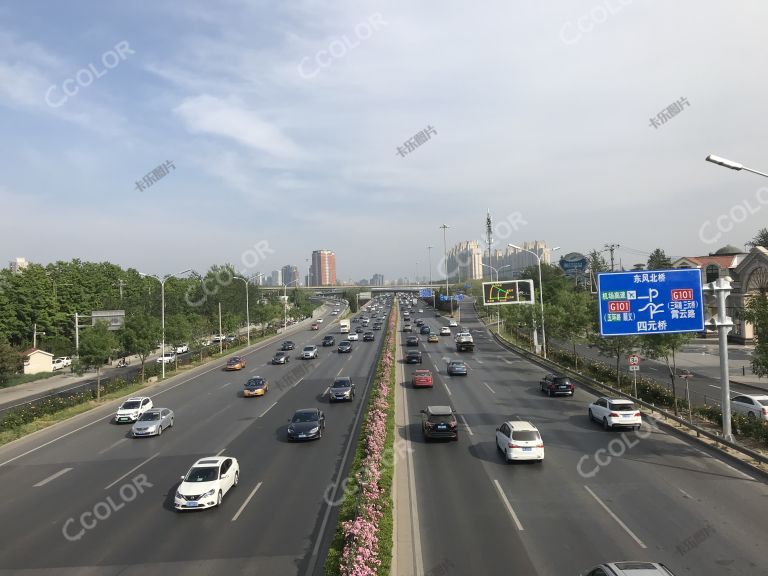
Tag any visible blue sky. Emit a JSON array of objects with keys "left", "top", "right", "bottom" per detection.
[{"left": 2, "top": 0, "right": 768, "bottom": 282}]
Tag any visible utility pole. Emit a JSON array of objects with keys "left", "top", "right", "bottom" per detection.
[
  {"left": 486, "top": 210, "right": 493, "bottom": 280},
  {"left": 441, "top": 224, "right": 451, "bottom": 316},
  {"left": 218, "top": 302, "right": 223, "bottom": 355},
  {"left": 604, "top": 243, "right": 620, "bottom": 272}
]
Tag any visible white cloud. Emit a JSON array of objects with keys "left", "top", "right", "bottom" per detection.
[{"left": 174, "top": 94, "right": 303, "bottom": 159}]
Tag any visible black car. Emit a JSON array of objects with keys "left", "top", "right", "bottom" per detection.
[
  {"left": 281, "top": 341, "right": 295, "bottom": 351},
  {"left": 363, "top": 332, "right": 375, "bottom": 342},
  {"left": 421, "top": 405, "right": 458, "bottom": 441},
  {"left": 337, "top": 340, "right": 353, "bottom": 353},
  {"left": 322, "top": 335, "right": 335, "bottom": 347},
  {"left": 406, "top": 336, "right": 420, "bottom": 346},
  {"left": 272, "top": 351, "right": 290, "bottom": 364},
  {"left": 540, "top": 374, "right": 575, "bottom": 396},
  {"left": 415, "top": 319, "right": 425, "bottom": 327},
  {"left": 405, "top": 350, "right": 423, "bottom": 364},
  {"left": 355, "top": 326, "right": 364, "bottom": 333},
  {"left": 287, "top": 408, "right": 325, "bottom": 441},
  {"left": 329, "top": 377, "right": 355, "bottom": 402},
  {"left": 373, "top": 323, "right": 382, "bottom": 330},
  {"left": 420, "top": 325, "right": 431, "bottom": 335}
]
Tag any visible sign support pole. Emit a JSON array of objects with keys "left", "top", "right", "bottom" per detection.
[{"left": 704, "top": 277, "right": 734, "bottom": 442}]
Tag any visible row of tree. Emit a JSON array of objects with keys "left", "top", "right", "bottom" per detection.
[
  {"left": 480, "top": 231, "right": 768, "bottom": 414},
  {"left": 0, "top": 260, "right": 318, "bottom": 383}
]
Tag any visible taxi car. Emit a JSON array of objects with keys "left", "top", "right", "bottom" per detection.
[
  {"left": 243, "top": 377, "right": 269, "bottom": 397},
  {"left": 225, "top": 356, "right": 246, "bottom": 371}
]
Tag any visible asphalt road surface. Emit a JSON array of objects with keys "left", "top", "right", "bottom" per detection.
[
  {"left": 0, "top": 304, "right": 388, "bottom": 576},
  {"left": 400, "top": 300, "right": 767, "bottom": 576}
]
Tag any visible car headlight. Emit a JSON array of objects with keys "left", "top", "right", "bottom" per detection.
[
  {"left": 175, "top": 491, "right": 182, "bottom": 499},
  {"left": 203, "top": 489, "right": 216, "bottom": 497},
  {"left": 146, "top": 425, "right": 157, "bottom": 432},
  {"left": 288, "top": 426, "right": 295, "bottom": 434},
  {"left": 309, "top": 427, "right": 319, "bottom": 434}
]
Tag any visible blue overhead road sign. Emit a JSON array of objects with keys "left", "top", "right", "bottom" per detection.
[
  {"left": 598, "top": 269, "right": 704, "bottom": 336},
  {"left": 419, "top": 288, "right": 434, "bottom": 298}
]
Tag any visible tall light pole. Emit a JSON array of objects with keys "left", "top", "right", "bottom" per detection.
[
  {"left": 427, "top": 245, "right": 434, "bottom": 308},
  {"left": 283, "top": 278, "right": 300, "bottom": 332},
  {"left": 705, "top": 154, "right": 768, "bottom": 178},
  {"left": 140, "top": 269, "right": 191, "bottom": 379},
  {"left": 440, "top": 224, "right": 450, "bottom": 316},
  {"left": 233, "top": 272, "right": 263, "bottom": 347},
  {"left": 508, "top": 245, "right": 559, "bottom": 358}
]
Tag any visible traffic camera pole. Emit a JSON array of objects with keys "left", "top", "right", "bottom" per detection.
[{"left": 704, "top": 277, "right": 734, "bottom": 442}]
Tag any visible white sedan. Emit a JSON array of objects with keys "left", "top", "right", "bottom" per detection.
[
  {"left": 347, "top": 333, "right": 359, "bottom": 341},
  {"left": 448, "top": 320, "right": 458, "bottom": 327},
  {"left": 156, "top": 352, "right": 177, "bottom": 364},
  {"left": 440, "top": 327, "right": 451, "bottom": 336},
  {"left": 52, "top": 358, "right": 65, "bottom": 371},
  {"left": 175, "top": 457, "right": 239, "bottom": 510},
  {"left": 731, "top": 394, "right": 768, "bottom": 421},
  {"left": 588, "top": 397, "right": 641, "bottom": 430}
]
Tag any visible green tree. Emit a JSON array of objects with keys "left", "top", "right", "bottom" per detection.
[
  {"left": 546, "top": 290, "right": 593, "bottom": 366},
  {"left": 121, "top": 313, "right": 160, "bottom": 382},
  {"left": 592, "top": 334, "right": 639, "bottom": 389},
  {"left": 0, "top": 335, "right": 20, "bottom": 385},
  {"left": 647, "top": 248, "right": 673, "bottom": 270},
  {"left": 77, "top": 321, "right": 117, "bottom": 400},
  {"left": 743, "top": 292, "right": 768, "bottom": 377},
  {"left": 164, "top": 314, "right": 192, "bottom": 369},
  {"left": 587, "top": 250, "right": 610, "bottom": 274},
  {"left": 747, "top": 227, "right": 768, "bottom": 249},
  {"left": 640, "top": 333, "right": 693, "bottom": 415}
]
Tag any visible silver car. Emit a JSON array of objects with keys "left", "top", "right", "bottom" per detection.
[
  {"left": 582, "top": 562, "right": 678, "bottom": 576},
  {"left": 131, "top": 408, "right": 174, "bottom": 437}
]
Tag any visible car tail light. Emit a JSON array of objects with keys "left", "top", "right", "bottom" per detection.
[
  {"left": 449, "top": 421, "right": 457, "bottom": 428},
  {"left": 508, "top": 443, "right": 519, "bottom": 448},
  {"left": 536, "top": 443, "right": 544, "bottom": 448},
  {"left": 609, "top": 412, "right": 619, "bottom": 417},
  {"left": 762, "top": 407, "right": 768, "bottom": 416},
  {"left": 634, "top": 411, "right": 641, "bottom": 417}
]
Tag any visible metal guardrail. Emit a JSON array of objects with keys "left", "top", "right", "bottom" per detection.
[{"left": 471, "top": 306, "right": 768, "bottom": 470}]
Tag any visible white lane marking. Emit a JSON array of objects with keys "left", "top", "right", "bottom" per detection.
[
  {"left": 678, "top": 488, "right": 693, "bottom": 499},
  {"left": 401, "top": 350, "right": 424, "bottom": 574},
  {"left": 98, "top": 437, "right": 128, "bottom": 454},
  {"left": 216, "top": 448, "right": 226, "bottom": 456},
  {"left": 493, "top": 479, "right": 524, "bottom": 531},
  {"left": 459, "top": 414, "right": 474, "bottom": 436},
  {"left": 259, "top": 401, "right": 277, "bottom": 418},
  {"left": 34, "top": 467, "right": 73, "bottom": 487},
  {"left": 476, "top": 358, "right": 484, "bottom": 365},
  {"left": 584, "top": 485, "right": 647, "bottom": 548},
  {"left": 323, "top": 387, "right": 330, "bottom": 397},
  {"left": 719, "top": 461, "right": 756, "bottom": 481},
  {"left": 104, "top": 453, "right": 160, "bottom": 490},
  {"left": 502, "top": 358, "right": 513, "bottom": 365},
  {"left": 442, "top": 380, "right": 453, "bottom": 396},
  {"left": 483, "top": 382, "right": 495, "bottom": 394},
  {"left": 219, "top": 382, "right": 231, "bottom": 389},
  {"left": 709, "top": 384, "right": 721, "bottom": 389},
  {"left": 336, "top": 366, "right": 344, "bottom": 377},
  {"left": 231, "top": 481, "right": 263, "bottom": 522}
]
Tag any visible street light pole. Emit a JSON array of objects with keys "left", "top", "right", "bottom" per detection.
[
  {"left": 283, "top": 279, "right": 300, "bottom": 332},
  {"left": 705, "top": 154, "right": 768, "bottom": 178},
  {"left": 233, "top": 276, "right": 251, "bottom": 347},
  {"left": 140, "top": 269, "right": 191, "bottom": 379},
  {"left": 440, "top": 224, "right": 450, "bottom": 316},
  {"left": 508, "top": 245, "right": 559, "bottom": 358}
]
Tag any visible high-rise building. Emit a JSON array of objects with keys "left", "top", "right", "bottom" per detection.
[
  {"left": 370, "top": 273, "right": 384, "bottom": 286},
  {"left": 9, "top": 257, "right": 29, "bottom": 274},
  {"left": 484, "top": 241, "right": 553, "bottom": 279},
  {"left": 310, "top": 250, "right": 336, "bottom": 286},
  {"left": 282, "top": 265, "right": 299, "bottom": 287},
  {"left": 447, "top": 240, "right": 484, "bottom": 281},
  {"left": 270, "top": 270, "right": 282, "bottom": 286}
]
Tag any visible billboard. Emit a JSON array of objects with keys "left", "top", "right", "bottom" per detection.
[
  {"left": 91, "top": 310, "right": 125, "bottom": 331},
  {"left": 597, "top": 269, "right": 704, "bottom": 336},
  {"left": 482, "top": 280, "right": 534, "bottom": 306}
]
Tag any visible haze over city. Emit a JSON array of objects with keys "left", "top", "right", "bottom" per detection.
[{"left": 2, "top": 1, "right": 767, "bottom": 280}]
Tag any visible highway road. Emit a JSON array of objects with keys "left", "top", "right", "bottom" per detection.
[
  {"left": 399, "top": 300, "right": 767, "bottom": 575},
  {"left": 0, "top": 300, "right": 387, "bottom": 576}
]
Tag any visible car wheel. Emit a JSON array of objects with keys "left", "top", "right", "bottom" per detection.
[
  {"left": 747, "top": 411, "right": 756, "bottom": 420},
  {"left": 588, "top": 409, "right": 594, "bottom": 422},
  {"left": 170, "top": 417, "right": 174, "bottom": 428},
  {"left": 547, "top": 388, "right": 553, "bottom": 397},
  {"left": 635, "top": 424, "right": 641, "bottom": 431},
  {"left": 603, "top": 418, "right": 611, "bottom": 431},
  {"left": 318, "top": 428, "right": 323, "bottom": 439},
  {"left": 234, "top": 471, "right": 239, "bottom": 487},
  {"left": 157, "top": 424, "right": 162, "bottom": 436},
  {"left": 217, "top": 490, "right": 223, "bottom": 507}
]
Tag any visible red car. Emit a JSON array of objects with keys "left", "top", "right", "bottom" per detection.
[{"left": 412, "top": 369, "right": 433, "bottom": 388}]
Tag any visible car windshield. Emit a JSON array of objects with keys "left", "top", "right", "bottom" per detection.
[
  {"left": 228, "top": 358, "right": 239, "bottom": 364},
  {"left": 450, "top": 362, "right": 464, "bottom": 368},
  {"left": 553, "top": 377, "right": 571, "bottom": 385},
  {"left": 610, "top": 401, "right": 637, "bottom": 411},
  {"left": 247, "top": 379, "right": 264, "bottom": 387},
  {"left": 121, "top": 401, "right": 141, "bottom": 409},
  {"left": 303, "top": 347, "right": 314, "bottom": 352},
  {"left": 512, "top": 431, "right": 540, "bottom": 441},
  {"left": 332, "top": 380, "right": 350, "bottom": 388},
  {"left": 754, "top": 396, "right": 768, "bottom": 405},
  {"left": 292, "top": 411, "right": 318, "bottom": 423},
  {"left": 138, "top": 412, "right": 160, "bottom": 421},
  {"left": 184, "top": 467, "right": 219, "bottom": 482},
  {"left": 429, "top": 415, "right": 455, "bottom": 424}
]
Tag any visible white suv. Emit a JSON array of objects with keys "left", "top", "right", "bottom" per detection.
[
  {"left": 588, "top": 397, "right": 642, "bottom": 430},
  {"left": 156, "top": 351, "right": 177, "bottom": 364},
  {"left": 495, "top": 421, "right": 544, "bottom": 462},
  {"left": 302, "top": 345, "right": 319, "bottom": 359},
  {"left": 115, "top": 396, "right": 153, "bottom": 423}
]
